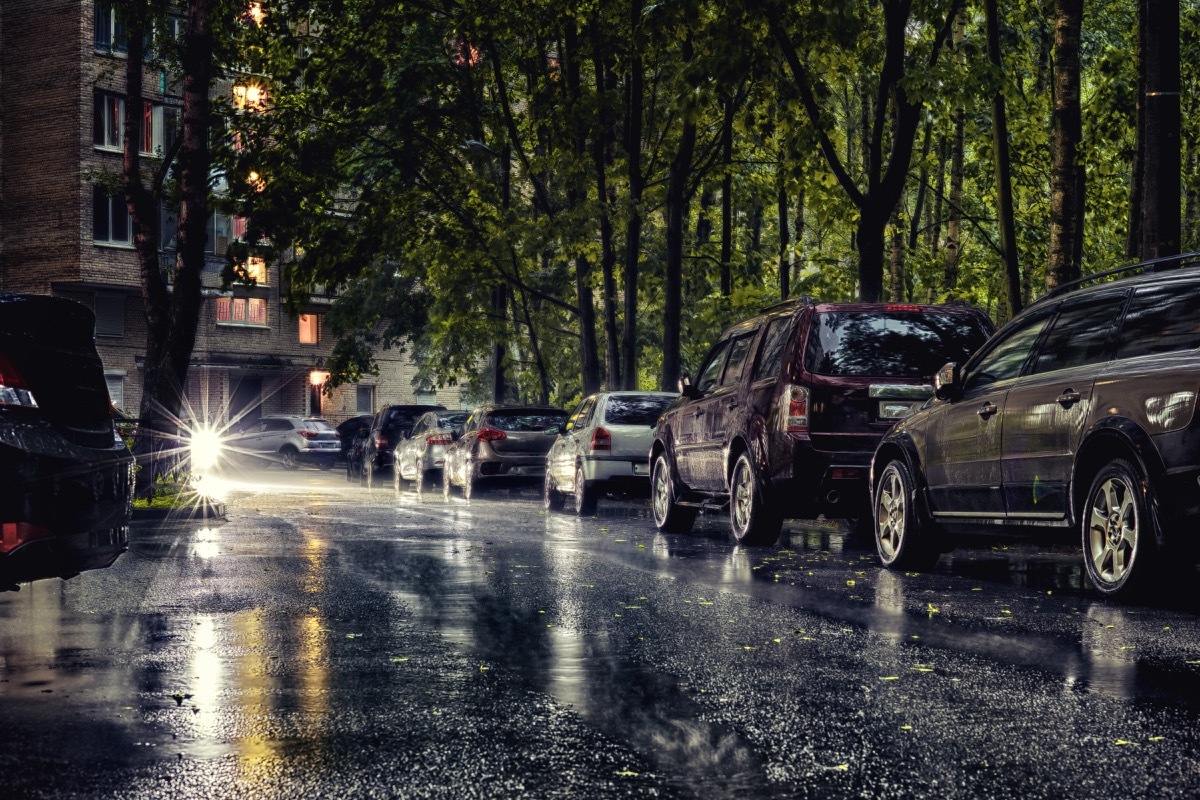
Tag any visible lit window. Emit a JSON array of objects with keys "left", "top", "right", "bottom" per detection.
[
  {"left": 232, "top": 216, "right": 248, "bottom": 241},
  {"left": 92, "top": 186, "right": 131, "bottom": 245},
  {"left": 299, "top": 314, "right": 319, "bottom": 344},
  {"left": 232, "top": 84, "right": 269, "bottom": 111},
  {"left": 216, "top": 297, "right": 267, "bottom": 326},
  {"left": 244, "top": 257, "right": 267, "bottom": 284}
]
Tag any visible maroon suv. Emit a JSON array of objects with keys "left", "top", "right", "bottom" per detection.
[{"left": 650, "top": 299, "right": 993, "bottom": 546}]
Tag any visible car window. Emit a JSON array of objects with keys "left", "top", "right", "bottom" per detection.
[
  {"left": 720, "top": 332, "right": 758, "bottom": 387},
  {"left": 438, "top": 412, "right": 468, "bottom": 429},
  {"left": 694, "top": 339, "right": 732, "bottom": 394},
  {"left": 752, "top": 316, "right": 792, "bottom": 381},
  {"left": 805, "top": 310, "right": 992, "bottom": 378},
  {"left": 1028, "top": 295, "right": 1126, "bottom": 375},
  {"left": 487, "top": 410, "right": 569, "bottom": 432},
  {"left": 267, "top": 419, "right": 291, "bottom": 432},
  {"left": 566, "top": 396, "right": 597, "bottom": 432},
  {"left": 1116, "top": 285, "right": 1200, "bottom": 360},
  {"left": 603, "top": 395, "right": 675, "bottom": 425},
  {"left": 303, "top": 419, "right": 334, "bottom": 431},
  {"left": 964, "top": 313, "right": 1053, "bottom": 392}
]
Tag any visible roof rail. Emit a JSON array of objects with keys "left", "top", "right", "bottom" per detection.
[
  {"left": 1037, "top": 251, "right": 1200, "bottom": 304},
  {"left": 760, "top": 295, "right": 814, "bottom": 313}
]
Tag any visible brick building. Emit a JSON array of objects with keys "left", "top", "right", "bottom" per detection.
[{"left": 0, "top": 0, "right": 462, "bottom": 432}]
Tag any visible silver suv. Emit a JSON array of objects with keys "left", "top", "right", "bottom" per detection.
[{"left": 228, "top": 415, "right": 339, "bottom": 470}]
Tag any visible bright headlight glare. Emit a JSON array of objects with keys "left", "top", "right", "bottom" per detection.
[{"left": 189, "top": 426, "right": 224, "bottom": 472}]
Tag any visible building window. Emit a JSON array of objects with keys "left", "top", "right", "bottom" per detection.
[
  {"left": 356, "top": 386, "right": 374, "bottom": 414},
  {"left": 239, "top": 257, "right": 267, "bottom": 285},
  {"left": 298, "top": 314, "right": 319, "bottom": 344},
  {"left": 95, "top": 293, "right": 125, "bottom": 337},
  {"left": 232, "top": 83, "right": 269, "bottom": 112},
  {"left": 216, "top": 297, "right": 267, "bottom": 326},
  {"left": 94, "top": 1, "right": 128, "bottom": 53},
  {"left": 93, "top": 186, "right": 132, "bottom": 245},
  {"left": 94, "top": 93, "right": 177, "bottom": 154},
  {"left": 415, "top": 385, "right": 437, "bottom": 404},
  {"left": 105, "top": 372, "right": 126, "bottom": 410},
  {"left": 206, "top": 213, "right": 232, "bottom": 256}
]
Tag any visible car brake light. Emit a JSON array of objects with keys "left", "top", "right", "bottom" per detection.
[
  {"left": 298, "top": 429, "right": 317, "bottom": 439},
  {"left": 427, "top": 433, "right": 453, "bottom": 446},
  {"left": 0, "top": 352, "right": 38, "bottom": 408},
  {"left": 1, "top": 521, "right": 53, "bottom": 554},
  {"left": 590, "top": 427, "right": 611, "bottom": 451},
  {"left": 375, "top": 433, "right": 388, "bottom": 448},
  {"left": 783, "top": 385, "right": 809, "bottom": 432},
  {"left": 885, "top": 304, "right": 922, "bottom": 312},
  {"left": 477, "top": 427, "right": 507, "bottom": 443}
]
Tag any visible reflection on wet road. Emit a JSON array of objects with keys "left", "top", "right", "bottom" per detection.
[{"left": 3, "top": 470, "right": 1200, "bottom": 798}]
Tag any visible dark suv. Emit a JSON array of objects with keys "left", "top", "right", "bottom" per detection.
[
  {"left": 650, "top": 299, "right": 993, "bottom": 546},
  {"left": 870, "top": 253, "right": 1200, "bottom": 597},
  {"left": 361, "top": 404, "right": 445, "bottom": 487}
]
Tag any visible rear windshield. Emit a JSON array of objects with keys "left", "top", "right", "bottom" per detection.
[
  {"left": 805, "top": 311, "right": 991, "bottom": 379},
  {"left": 604, "top": 396, "right": 675, "bottom": 425},
  {"left": 487, "top": 410, "right": 569, "bottom": 431},
  {"left": 384, "top": 409, "right": 427, "bottom": 429},
  {"left": 438, "top": 412, "right": 469, "bottom": 428},
  {"left": 303, "top": 419, "right": 335, "bottom": 432}
]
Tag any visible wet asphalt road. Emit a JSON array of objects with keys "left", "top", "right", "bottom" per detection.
[{"left": 3, "top": 469, "right": 1200, "bottom": 799}]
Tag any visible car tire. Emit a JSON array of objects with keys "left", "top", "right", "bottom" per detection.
[
  {"left": 729, "top": 451, "right": 783, "bottom": 546},
  {"left": 280, "top": 446, "right": 299, "bottom": 471},
  {"left": 874, "top": 459, "right": 940, "bottom": 570},
  {"left": 366, "top": 458, "right": 379, "bottom": 489},
  {"left": 651, "top": 453, "right": 696, "bottom": 534},
  {"left": 414, "top": 463, "right": 429, "bottom": 495},
  {"left": 543, "top": 470, "right": 564, "bottom": 512},
  {"left": 573, "top": 464, "right": 597, "bottom": 516},
  {"left": 442, "top": 463, "right": 456, "bottom": 500},
  {"left": 394, "top": 463, "right": 405, "bottom": 494},
  {"left": 464, "top": 463, "right": 481, "bottom": 501},
  {"left": 1082, "top": 458, "right": 1157, "bottom": 598}
]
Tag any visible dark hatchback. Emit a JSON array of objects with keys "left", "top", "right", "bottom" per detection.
[
  {"left": 871, "top": 253, "right": 1200, "bottom": 597},
  {"left": 651, "top": 299, "right": 993, "bottom": 546},
  {"left": 1, "top": 294, "right": 135, "bottom": 589},
  {"left": 361, "top": 404, "right": 445, "bottom": 487}
]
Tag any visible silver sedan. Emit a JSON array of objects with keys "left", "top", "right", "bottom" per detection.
[{"left": 394, "top": 411, "right": 468, "bottom": 494}]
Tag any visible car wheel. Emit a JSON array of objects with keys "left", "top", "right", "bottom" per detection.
[
  {"left": 366, "top": 458, "right": 379, "bottom": 489},
  {"left": 1082, "top": 459, "right": 1156, "bottom": 597},
  {"left": 280, "top": 446, "right": 299, "bottom": 471},
  {"left": 543, "top": 470, "right": 564, "bottom": 512},
  {"left": 651, "top": 453, "right": 696, "bottom": 534},
  {"left": 394, "top": 463, "right": 404, "bottom": 494},
  {"left": 442, "top": 464, "right": 456, "bottom": 500},
  {"left": 874, "top": 459, "right": 940, "bottom": 570},
  {"left": 414, "top": 462, "right": 429, "bottom": 495},
  {"left": 729, "top": 451, "right": 782, "bottom": 546},
  {"left": 464, "top": 463, "right": 480, "bottom": 500},
  {"left": 573, "top": 464, "right": 597, "bottom": 516}
]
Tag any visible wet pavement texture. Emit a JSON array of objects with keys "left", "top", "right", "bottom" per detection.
[{"left": 3, "top": 470, "right": 1200, "bottom": 799}]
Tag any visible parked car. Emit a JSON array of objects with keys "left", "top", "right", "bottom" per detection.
[
  {"left": 395, "top": 410, "right": 469, "bottom": 494},
  {"left": 361, "top": 404, "right": 446, "bottom": 487},
  {"left": 443, "top": 405, "right": 569, "bottom": 499},
  {"left": 1, "top": 293, "right": 135, "bottom": 589},
  {"left": 227, "top": 415, "right": 340, "bottom": 469},
  {"left": 871, "top": 253, "right": 1200, "bottom": 598},
  {"left": 336, "top": 414, "right": 373, "bottom": 481},
  {"left": 650, "top": 298, "right": 994, "bottom": 546},
  {"left": 544, "top": 391, "right": 678, "bottom": 515}
]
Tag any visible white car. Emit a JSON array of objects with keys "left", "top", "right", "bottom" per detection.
[
  {"left": 227, "top": 415, "right": 339, "bottom": 470},
  {"left": 394, "top": 410, "right": 469, "bottom": 494},
  {"left": 544, "top": 391, "right": 678, "bottom": 515}
]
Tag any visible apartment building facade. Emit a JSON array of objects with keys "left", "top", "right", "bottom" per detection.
[{"left": 0, "top": 0, "right": 459, "bottom": 432}]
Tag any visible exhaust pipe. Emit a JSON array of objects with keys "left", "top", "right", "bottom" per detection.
[{"left": 826, "top": 489, "right": 840, "bottom": 504}]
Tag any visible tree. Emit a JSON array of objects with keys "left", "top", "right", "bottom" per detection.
[
  {"left": 1046, "top": 0, "right": 1084, "bottom": 290},
  {"left": 1139, "top": 0, "right": 1181, "bottom": 261},
  {"left": 984, "top": 0, "right": 1022, "bottom": 317}
]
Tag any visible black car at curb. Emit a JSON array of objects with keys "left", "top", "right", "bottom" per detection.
[
  {"left": 1, "top": 293, "right": 134, "bottom": 589},
  {"left": 871, "top": 252, "right": 1200, "bottom": 598}
]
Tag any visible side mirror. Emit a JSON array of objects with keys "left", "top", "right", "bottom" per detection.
[
  {"left": 934, "top": 362, "right": 961, "bottom": 401},
  {"left": 678, "top": 372, "right": 696, "bottom": 399}
]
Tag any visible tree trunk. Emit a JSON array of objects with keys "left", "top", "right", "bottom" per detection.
[
  {"left": 621, "top": 0, "right": 644, "bottom": 390},
  {"left": 720, "top": 97, "right": 734, "bottom": 296},
  {"left": 662, "top": 34, "right": 696, "bottom": 393},
  {"left": 1046, "top": 0, "right": 1084, "bottom": 290},
  {"left": 909, "top": 117, "right": 932, "bottom": 252},
  {"left": 1127, "top": 1, "right": 1146, "bottom": 259},
  {"left": 1140, "top": 0, "right": 1181, "bottom": 262},
  {"left": 590, "top": 23, "right": 622, "bottom": 390},
  {"left": 889, "top": 207, "right": 905, "bottom": 301},
  {"left": 984, "top": 0, "right": 1022, "bottom": 318},
  {"left": 777, "top": 173, "right": 790, "bottom": 300},
  {"left": 945, "top": 7, "right": 966, "bottom": 294},
  {"left": 563, "top": 22, "right": 601, "bottom": 396}
]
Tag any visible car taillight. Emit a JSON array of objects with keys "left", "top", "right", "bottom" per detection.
[
  {"left": 782, "top": 385, "right": 809, "bottom": 432},
  {"left": 590, "top": 427, "right": 611, "bottom": 451},
  {"left": 1, "top": 521, "right": 53, "bottom": 554},
  {"left": 427, "top": 433, "right": 453, "bottom": 446},
  {"left": 298, "top": 429, "right": 317, "bottom": 439},
  {"left": 375, "top": 433, "right": 388, "bottom": 448},
  {"left": 0, "top": 352, "right": 38, "bottom": 408},
  {"left": 477, "top": 427, "right": 507, "bottom": 443}
]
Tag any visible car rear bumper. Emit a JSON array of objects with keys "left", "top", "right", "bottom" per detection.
[
  {"left": 767, "top": 436, "right": 874, "bottom": 518},
  {"left": 0, "top": 433, "right": 134, "bottom": 581},
  {"left": 583, "top": 455, "right": 652, "bottom": 488}
]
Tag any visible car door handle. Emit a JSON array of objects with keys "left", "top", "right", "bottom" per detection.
[
  {"left": 1056, "top": 389, "right": 1081, "bottom": 407},
  {"left": 978, "top": 402, "right": 998, "bottom": 419}
]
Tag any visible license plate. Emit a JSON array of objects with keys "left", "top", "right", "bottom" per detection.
[
  {"left": 879, "top": 400, "right": 921, "bottom": 419},
  {"left": 633, "top": 462, "right": 649, "bottom": 475}
]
